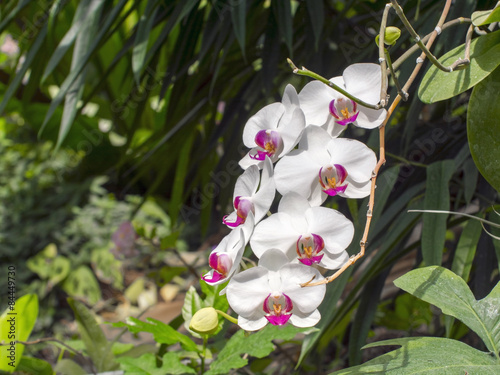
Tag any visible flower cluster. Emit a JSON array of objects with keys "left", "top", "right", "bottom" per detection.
[{"left": 202, "top": 63, "right": 385, "bottom": 331}]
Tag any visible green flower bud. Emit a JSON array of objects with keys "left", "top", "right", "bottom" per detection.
[
  {"left": 189, "top": 307, "right": 219, "bottom": 335},
  {"left": 375, "top": 26, "right": 401, "bottom": 46}
]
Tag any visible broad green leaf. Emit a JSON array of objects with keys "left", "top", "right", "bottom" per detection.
[
  {"left": 331, "top": 337, "right": 500, "bottom": 374},
  {"left": 394, "top": 266, "right": 500, "bottom": 355},
  {"left": 230, "top": 0, "right": 246, "bottom": 56},
  {"left": 133, "top": 0, "right": 160, "bottom": 86},
  {"left": 117, "top": 352, "right": 196, "bottom": 375},
  {"left": 112, "top": 317, "right": 198, "bottom": 352},
  {"left": 472, "top": 7, "right": 500, "bottom": 26},
  {"left": 182, "top": 285, "right": 203, "bottom": 336},
  {"left": 206, "top": 324, "right": 311, "bottom": 375},
  {"left": 419, "top": 30, "right": 500, "bottom": 103},
  {"left": 467, "top": 66, "right": 500, "bottom": 192},
  {"left": 53, "top": 359, "right": 87, "bottom": 375},
  {"left": 68, "top": 298, "right": 117, "bottom": 372},
  {"left": 0, "top": 294, "right": 38, "bottom": 372},
  {"left": 62, "top": 265, "right": 102, "bottom": 305},
  {"left": 422, "top": 160, "right": 455, "bottom": 266},
  {"left": 15, "top": 356, "right": 53, "bottom": 375}
]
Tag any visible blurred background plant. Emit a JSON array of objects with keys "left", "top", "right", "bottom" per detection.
[{"left": 0, "top": 0, "right": 499, "bottom": 374}]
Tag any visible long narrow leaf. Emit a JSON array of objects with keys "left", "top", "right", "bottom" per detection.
[
  {"left": 59, "top": 0, "right": 105, "bottom": 149},
  {"left": 132, "top": 0, "right": 160, "bottom": 86},
  {"left": 421, "top": 160, "right": 456, "bottom": 266},
  {"left": 0, "top": 25, "right": 47, "bottom": 115},
  {"left": 38, "top": 0, "right": 129, "bottom": 145},
  {"left": 230, "top": 0, "right": 246, "bottom": 57}
]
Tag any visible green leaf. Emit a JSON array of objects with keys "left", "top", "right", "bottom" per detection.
[
  {"left": 117, "top": 352, "right": 196, "bottom": 375},
  {"left": 112, "top": 317, "right": 198, "bottom": 352},
  {"left": 421, "top": 160, "right": 455, "bottom": 266},
  {"left": 330, "top": 337, "right": 500, "bottom": 374},
  {"left": 419, "top": 30, "right": 500, "bottom": 103},
  {"left": 230, "top": 0, "right": 246, "bottom": 56},
  {"left": 67, "top": 298, "right": 117, "bottom": 372},
  {"left": 62, "top": 265, "right": 102, "bottom": 305},
  {"left": 272, "top": 0, "right": 293, "bottom": 55},
  {"left": 42, "top": 0, "right": 104, "bottom": 82},
  {"left": 15, "top": 356, "right": 53, "bottom": 375},
  {"left": 451, "top": 218, "right": 482, "bottom": 281},
  {"left": 133, "top": 0, "right": 160, "bottom": 86},
  {"left": 394, "top": 266, "right": 500, "bottom": 355},
  {"left": 59, "top": 0, "right": 105, "bottom": 150},
  {"left": 206, "top": 324, "right": 311, "bottom": 375},
  {"left": 467, "top": 66, "right": 500, "bottom": 192},
  {"left": 0, "top": 294, "right": 38, "bottom": 372},
  {"left": 38, "top": 0, "right": 129, "bottom": 145},
  {"left": 53, "top": 359, "right": 87, "bottom": 375},
  {"left": 472, "top": 7, "right": 500, "bottom": 26},
  {"left": 170, "top": 131, "right": 196, "bottom": 225},
  {"left": 182, "top": 285, "right": 204, "bottom": 336},
  {"left": 0, "top": 25, "right": 47, "bottom": 115},
  {"left": 306, "top": 0, "right": 324, "bottom": 50}
]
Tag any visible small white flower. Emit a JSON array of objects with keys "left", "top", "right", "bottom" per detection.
[
  {"left": 226, "top": 249, "right": 326, "bottom": 331},
  {"left": 223, "top": 157, "right": 275, "bottom": 228},
  {"left": 251, "top": 193, "right": 353, "bottom": 269},
  {"left": 299, "top": 63, "right": 387, "bottom": 137},
  {"left": 239, "top": 85, "right": 306, "bottom": 169},
  {"left": 274, "top": 126, "right": 377, "bottom": 206}
]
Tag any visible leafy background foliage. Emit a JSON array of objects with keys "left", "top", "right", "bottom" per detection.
[{"left": 0, "top": 0, "right": 499, "bottom": 374}]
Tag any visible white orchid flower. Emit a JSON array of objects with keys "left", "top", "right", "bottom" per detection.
[
  {"left": 298, "top": 63, "right": 387, "bottom": 137},
  {"left": 250, "top": 193, "right": 353, "bottom": 269},
  {"left": 223, "top": 157, "right": 275, "bottom": 228},
  {"left": 239, "top": 85, "right": 306, "bottom": 169},
  {"left": 226, "top": 249, "right": 326, "bottom": 331},
  {"left": 201, "top": 213, "right": 254, "bottom": 286},
  {"left": 274, "top": 126, "right": 377, "bottom": 206}
]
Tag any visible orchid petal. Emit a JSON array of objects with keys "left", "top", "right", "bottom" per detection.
[
  {"left": 238, "top": 315, "right": 269, "bottom": 331},
  {"left": 252, "top": 158, "right": 276, "bottom": 223},
  {"left": 226, "top": 267, "right": 271, "bottom": 317},
  {"left": 274, "top": 150, "right": 319, "bottom": 200},
  {"left": 289, "top": 309, "right": 321, "bottom": 328},
  {"left": 343, "top": 63, "right": 384, "bottom": 105},
  {"left": 242, "top": 102, "right": 284, "bottom": 148},
  {"left": 319, "top": 251, "right": 350, "bottom": 269},
  {"left": 355, "top": 106, "right": 387, "bottom": 129},
  {"left": 250, "top": 214, "right": 297, "bottom": 258},
  {"left": 298, "top": 125, "right": 332, "bottom": 165},
  {"left": 234, "top": 165, "right": 260, "bottom": 199},
  {"left": 305, "top": 207, "right": 354, "bottom": 251},
  {"left": 279, "top": 264, "right": 325, "bottom": 314},
  {"left": 278, "top": 107, "right": 306, "bottom": 156},
  {"left": 326, "top": 138, "right": 376, "bottom": 183},
  {"left": 258, "top": 248, "right": 290, "bottom": 272}
]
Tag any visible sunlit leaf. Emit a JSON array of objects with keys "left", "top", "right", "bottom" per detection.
[
  {"left": 419, "top": 30, "right": 500, "bottom": 103},
  {"left": 467, "top": 66, "right": 500, "bottom": 193}
]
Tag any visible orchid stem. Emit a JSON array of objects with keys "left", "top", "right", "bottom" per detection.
[
  {"left": 287, "top": 58, "right": 383, "bottom": 110},
  {"left": 385, "top": 50, "right": 407, "bottom": 100},
  {"left": 391, "top": 17, "right": 471, "bottom": 71},
  {"left": 378, "top": 3, "right": 391, "bottom": 106},
  {"left": 215, "top": 309, "right": 239, "bottom": 325}
]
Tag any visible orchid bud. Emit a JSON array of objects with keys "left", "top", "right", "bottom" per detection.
[
  {"left": 189, "top": 307, "right": 219, "bottom": 335},
  {"left": 375, "top": 26, "right": 401, "bottom": 46}
]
